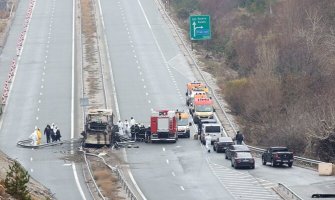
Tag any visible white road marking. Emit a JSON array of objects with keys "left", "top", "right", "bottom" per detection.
[
  {"left": 72, "top": 0, "right": 87, "bottom": 199},
  {"left": 30, "top": 157, "right": 33, "bottom": 161},
  {"left": 40, "top": 92, "right": 42, "bottom": 96},
  {"left": 30, "top": 168, "right": 33, "bottom": 173},
  {"left": 63, "top": 163, "right": 72, "bottom": 166},
  {"left": 38, "top": 100, "right": 41, "bottom": 103},
  {"left": 37, "top": 108, "right": 39, "bottom": 112},
  {"left": 145, "top": 92, "right": 148, "bottom": 96},
  {"left": 171, "top": 171, "right": 175, "bottom": 176},
  {"left": 137, "top": 0, "right": 151, "bottom": 29},
  {"left": 162, "top": 147, "right": 165, "bottom": 151},
  {"left": 180, "top": 186, "right": 185, "bottom": 191},
  {"left": 148, "top": 100, "right": 151, "bottom": 104},
  {"left": 166, "top": 159, "right": 169, "bottom": 164},
  {"left": 143, "top": 85, "right": 146, "bottom": 88}
]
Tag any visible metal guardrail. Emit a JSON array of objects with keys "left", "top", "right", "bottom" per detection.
[
  {"left": 157, "top": 0, "right": 323, "bottom": 169},
  {"left": 86, "top": 153, "right": 138, "bottom": 200},
  {"left": 276, "top": 183, "right": 303, "bottom": 200}
]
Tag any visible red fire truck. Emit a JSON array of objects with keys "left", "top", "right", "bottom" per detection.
[{"left": 148, "top": 110, "right": 178, "bottom": 143}]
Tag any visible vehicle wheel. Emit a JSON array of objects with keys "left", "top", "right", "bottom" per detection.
[
  {"left": 271, "top": 160, "right": 276, "bottom": 167},
  {"left": 213, "top": 146, "right": 216, "bottom": 151},
  {"left": 231, "top": 161, "right": 234, "bottom": 167},
  {"left": 251, "top": 165, "right": 255, "bottom": 169},
  {"left": 225, "top": 155, "right": 228, "bottom": 160},
  {"left": 288, "top": 162, "right": 293, "bottom": 167},
  {"left": 262, "top": 157, "right": 266, "bottom": 165}
]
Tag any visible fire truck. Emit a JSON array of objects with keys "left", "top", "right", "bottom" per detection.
[
  {"left": 191, "top": 97, "right": 214, "bottom": 124},
  {"left": 148, "top": 110, "right": 178, "bottom": 143}
]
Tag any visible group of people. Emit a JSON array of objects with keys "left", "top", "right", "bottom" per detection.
[
  {"left": 117, "top": 117, "right": 136, "bottom": 137},
  {"left": 29, "top": 123, "right": 62, "bottom": 146}
]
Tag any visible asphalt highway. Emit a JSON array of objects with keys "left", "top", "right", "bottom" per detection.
[
  {"left": 100, "top": 0, "right": 335, "bottom": 200},
  {"left": 0, "top": 0, "right": 91, "bottom": 199}
]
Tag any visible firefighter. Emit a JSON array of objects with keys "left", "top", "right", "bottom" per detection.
[{"left": 205, "top": 133, "right": 212, "bottom": 153}]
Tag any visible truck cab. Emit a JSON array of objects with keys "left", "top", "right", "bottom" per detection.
[
  {"left": 191, "top": 98, "right": 214, "bottom": 124},
  {"left": 176, "top": 111, "right": 191, "bottom": 138},
  {"left": 185, "top": 81, "right": 208, "bottom": 106},
  {"left": 149, "top": 110, "right": 178, "bottom": 142},
  {"left": 200, "top": 123, "right": 224, "bottom": 145}
]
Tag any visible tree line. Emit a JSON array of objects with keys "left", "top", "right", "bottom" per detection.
[{"left": 170, "top": 0, "right": 335, "bottom": 162}]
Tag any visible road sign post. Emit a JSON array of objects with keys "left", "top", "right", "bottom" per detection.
[{"left": 189, "top": 15, "right": 211, "bottom": 41}]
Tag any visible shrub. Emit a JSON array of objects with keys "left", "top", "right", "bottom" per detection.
[{"left": 4, "top": 161, "right": 31, "bottom": 200}]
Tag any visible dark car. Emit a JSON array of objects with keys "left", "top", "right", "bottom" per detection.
[
  {"left": 225, "top": 145, "right": 250, "bottom": 160},
  {"left": 213, "top": 137, "right": 234, "bottom": 153},
  {"left": 262, "top": 147, "right": 294, "bottom": 167},
  {"left": 231, "top": 152, "right": 255, "bottom": 169}
]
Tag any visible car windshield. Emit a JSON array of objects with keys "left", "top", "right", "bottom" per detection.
[
  {"left": 219, "top": 137, "right": 233, "bottom": 142},
  {"left": 272, "top": 148, "right": 288, "bottom": 152},
  {"left": 205, "top": 126, "right": 220, "bottom": 133},
  {"left": 234, "top": 145, "right": 250, "bottom": 151},
  {"left": 236, "top": 152, "right": 252, "bottom": 158},
  {"left": 195, "top": 105, "right": 213, "bottom": 112},
  {"left": 178, "top": 118, "right": 188, "bottom": 126}
]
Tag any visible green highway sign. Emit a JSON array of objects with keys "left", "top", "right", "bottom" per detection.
[{"left": 189, "top": 15, "right": 211, "bottom": 40}]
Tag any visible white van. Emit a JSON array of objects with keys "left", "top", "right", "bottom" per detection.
[{"left": 200, "top": 123, "right": 224, "bottom": 145}]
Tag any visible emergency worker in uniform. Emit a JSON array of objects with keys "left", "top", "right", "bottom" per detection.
[
  {"left": 124, "top": 120, "right": 130, "bottom": 137},
  {"left": 36, "top": 128, "right": 42, "bottom": 145},
  {"left": 29, "top": 127, "right": 38, "bottom": 146},
  {"left": 205, "top": 133, "right": 212, "bottom": 153},
  {"left": 130, "top": 117, "right": 136, "bottom": 129}
]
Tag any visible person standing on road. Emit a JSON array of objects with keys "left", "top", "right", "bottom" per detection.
[
  {"left": 117, "top": 120, "right": 124, "bottom": 135},
  {"left": 235, "top": 131, "right": 244, "bottom": 145},
  {"left": 130, "top": 117, "right": 136, "bottom": 128},
  {"left": 55, "top": 127, "right": 61, "bottom": 141},
  {"left": 29, "top": 127, "right": 38, "bottom": 146},
  {"left": 44, "top": 125, "right": 51, "bottom": 143},
  {"left": 124, "top": 120, "right": 130, "bottom": 137},
  {"left": 205, "top": 133, "right": 212, "bottom": 153},
  {"left": 36, "top": 127, "right": 42, "bottom": 145}
]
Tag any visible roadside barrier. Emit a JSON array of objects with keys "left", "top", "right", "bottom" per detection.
[
  {"left": 85, "top": 152, "right": 138, "bottom": 200},
  {"left": 1, "top": 0, "right": 36, "bottom": 106},
  {"left": 275, "top": 183, "right": 303, "bottom": 200}
]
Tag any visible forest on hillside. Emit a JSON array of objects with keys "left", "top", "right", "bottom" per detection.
[{"left": 170, "top": 0, "right": 335, "bottom": 162}]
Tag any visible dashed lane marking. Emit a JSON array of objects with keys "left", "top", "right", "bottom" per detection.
[
  {"left": 180, "top": 186, "right": 185, "bottom": 191},
  {"left": 171, "top": 171, "right": 175, "bottom": 176},
  {"left": 166, "top": 159, "right": 169, "bottom": 164}
]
